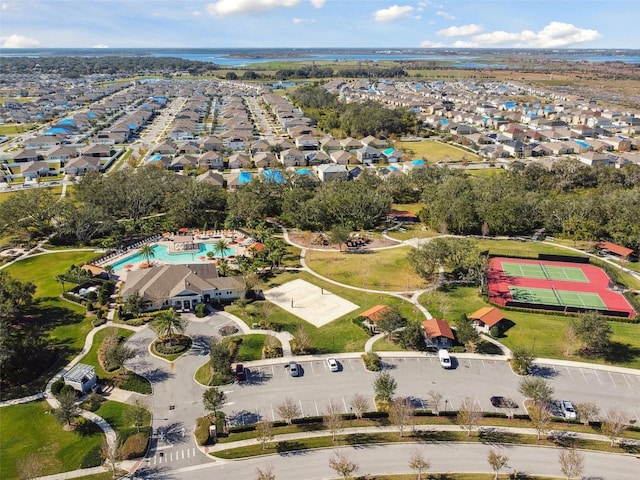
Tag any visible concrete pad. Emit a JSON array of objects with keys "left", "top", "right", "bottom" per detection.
[{"left": 263, "top": 278, "right": 359, "bottom": 327}]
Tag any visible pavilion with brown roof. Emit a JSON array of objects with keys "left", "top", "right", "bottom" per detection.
[
  {"left": 598, "top": 241, "right": 634, "bottom": 260},
  {"left": 359, "top": 305, "right": 392, "bottom": 331},
  {"left": 468, "top": 307, "right": 506, "bottom": 333},
  {"left": 421, "top": 318, "right": 455, "bottom": 349}
]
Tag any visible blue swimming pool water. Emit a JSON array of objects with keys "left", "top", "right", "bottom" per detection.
[{"left": 110, "top": 243, "right": 235, "bottom": 270}]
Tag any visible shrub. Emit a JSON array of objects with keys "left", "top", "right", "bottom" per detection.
[
  {"left": 153, "top": 336, "right": 192, "bottom": 355},
  {"left": 120, "top": 432, "right": 148, "bottom": 459},
  {"left": 210, "top": 371, "right": 234, "bottom": 386},
  {"left": 51, "top": 378, "right": 65, "bottom": 396},
  {"left": 86, "top": 302, "right": 95, "bottom": 312},
  {"left": 92, "top": 317, "right": 107, "bottom": 328},
  {"left": 195, "top": 303, "right": 207, "bottom": 318},
  {"left": 59, "top": 384, "right": 78, "bottom": 398},
  {"left": 361, "top": 352, "right": 381, "bottom": 371},
  {"left": 195, "top": 415, "right": 214, "bottom": 446},
  {"left": 451, "top": 346, "right": 466, "bottom": 353},
  {"left": 83, "top": 393, "right": 104, "bottom": 412},
  {"left": 489, "top": 326, "right": 501, "bottom": 338}
]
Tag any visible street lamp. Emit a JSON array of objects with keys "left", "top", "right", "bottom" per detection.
[{"left": 444, "top": 399, "right": 449, "bottom": 413}]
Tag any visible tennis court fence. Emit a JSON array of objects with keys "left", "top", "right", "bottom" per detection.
[{"left": 504, "top": 300, "right": 630, "bottom": 318}]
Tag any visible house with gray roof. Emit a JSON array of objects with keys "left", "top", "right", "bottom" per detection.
[{"left": 121, "top": 263, "right": 244, "bottom": 312}]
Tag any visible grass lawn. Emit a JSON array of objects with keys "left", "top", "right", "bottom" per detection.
[
  {"left": 1, "top": 251, "right": 100, "bottom": 399},
  {"left": 304, "top": 246, "right": 427, "bottom": 291},
  {"left": 394, "top": 139, "right": 480, "bottom": 162},
  {"left": 372, "top": 335, "right": 406, "bottom": 352},
  {"left": 81, "top": 327, "right": 135, "bottom": 378},
  {"left": 0, "top": 400, "right": 104, "bottom": 479},
  {"left": 95, "top": 400, "right": 151, "bottom": 438},
  {"left": 229, "top": 270, "right": 422, "bottom": 354},
  {"left": 391, "top": 203, "right": 425, "bottom": 214},
  {"left": 419, "top": 286, "right": 640, "bottom": 369},
  {"left": 236, "top": 334, "right": 272, "bottom": 362}
]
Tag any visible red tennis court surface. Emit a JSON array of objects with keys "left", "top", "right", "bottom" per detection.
[{"left": 487, "top": 257, "right": 636, "bottom": 318}]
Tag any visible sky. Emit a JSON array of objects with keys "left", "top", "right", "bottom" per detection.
[{"left": 0, "top": 0, "right": 638, "bottom": 50}]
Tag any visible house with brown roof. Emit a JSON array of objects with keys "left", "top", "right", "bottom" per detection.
[
  {"left": 468, "top": 307, "right": 506, "bottom": 334},
  {"left": 422, "top": 318, "right": 455, "bottom": 349}
]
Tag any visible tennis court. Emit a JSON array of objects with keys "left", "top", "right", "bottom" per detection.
[
  {"left": 501, "top": 261, "right": 589, "bottom": 282},
  {"left": 509, "top": 286, "right": 607, "bottom": 309}
]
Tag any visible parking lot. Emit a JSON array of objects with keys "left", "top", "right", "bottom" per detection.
[{"left": 223, "top": 355, "right": 640, "bottom": 426}]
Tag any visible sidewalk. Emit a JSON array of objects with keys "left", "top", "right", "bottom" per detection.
[{"left": 203, "top": 422, "right": 630, "bottom": 456}]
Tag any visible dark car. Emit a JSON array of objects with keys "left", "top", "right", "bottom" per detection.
[
  {"left": 235, "top": 363, "right": 247, "bottom": 382},
  {"left": 490, "top": 396, "right": 518, "bottom": 409}
]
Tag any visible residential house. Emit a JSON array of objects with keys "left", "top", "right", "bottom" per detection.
[
  {"left": 295, "top": 135, "right": 319, "bottom": 151},
  {"left": 279, "top": 148, "right": 305, "bottom": 167},
  {"left": 170, "top": 154, "right": 198, "bottom": 171},
  {"left": 422, "top": 318, "right": 455, "bottom": 349},
  {"left": 20, "top": 161, "right": 51, "bottom": 180},
  {"left": 46, "top": 145, "right": 78, "bottom": 163},
  {"left": 320, "top": 136, "right": 342, "bottom": 153},
  {"left": 201, "top": 136, "right": 224, "bottom": 152},
  {"left": 196, "top": 170, "right": 224, "bottom": 188},
  {"left": 253, "top": 152, "right": 277, "bottom": 169},
  {"left": 381, "top": 148, "right": 403, "bottom": 163},
  {"left": 330, "top": 150, "right": 352, "bottom": 165},
  {"left": 340, "top": 137, "right": 363, "bottom": 152},
  {"left": 360, "top": 135, "right": 387, "bottom": 148},
  {"left": 64, "top": 156, "right": 101, "bottom": 175},
  {"left": 356, "top": 145, "right": 382, "bottom": 165},
  {"left": 315, "top": 163, "right": 349, "bottom": 182},
  {"left": 306, "top": 151, "right": 330, "bottom": 166},
  {"left": 25, "top": 135, "right": 63, "bottom": 150},
  {"left": 226, "top": 170, "right": 253, "bottom": 190},
  {"left": 228, "top": 153, "right": 251, "bottom": 169},
  {"left": 12, "top": 149, "right": 39, "bottom": 163},
  {"left": 198, "top": 151, "right": 224, "bottom": 170}
]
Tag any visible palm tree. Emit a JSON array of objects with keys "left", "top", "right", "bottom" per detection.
[
  {"left": 103, "top": 264, "right": 114, "bottom": 280},
  {"left": 152, "top": 308, "right": 185, "bottom": 346},
  {"left": 213, "top": 239, "right": 229, "bottom": 258},
  {"left": 138, "top": 244, "right": 155, "bottom": 266},
  {"left": 217, "top": 257, "right": 230, "bottom": 277}
]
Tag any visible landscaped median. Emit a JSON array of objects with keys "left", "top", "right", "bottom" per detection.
[{"left": 206, "top": 414, "right": 640, "bottom": 460}]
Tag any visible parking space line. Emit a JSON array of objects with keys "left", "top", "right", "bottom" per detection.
[
  {"left": 181, "top": 450, "right": 184, "bottom": 459},
  {"left": 565, "top": 367, "right": 573, "bottom": 379},
  {"left": 342, "top": 396, "right": 349, "bottom": 414},
  {"left": 270, "top": 404, "right": 275, "bottom": 421},
  {"left": 607, "top": 371, "right": 617, "bottom": 388},
  {"left": 481, "top": 360, "right": 486, "bottom": 368},
  {"left": 310, "top": 362, "right": 315, "bottom": 375},
  {"left": 314, "top": 399, "right": 319, "bottom": 416},
  {"left": 580, "top": 369, "right": 589, "bottom": 383},
  {"left": 299, "top": 400, "right": 305, "bottom": 417},
  {"left": 622, "top": 374, "right": 633, "bottom": 390},
  {"left": 592, "top": 370, "right": 603, "bottom": 387}
]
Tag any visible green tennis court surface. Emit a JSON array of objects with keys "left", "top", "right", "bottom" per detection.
[
  {"left": 509, "top": 286, "right": 606, "bottom": 309},
  {"left": 501, "top": 262, "right": 588, "bottom": 282}
]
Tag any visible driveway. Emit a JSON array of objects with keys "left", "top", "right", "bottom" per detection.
[{"left": 124, "top": 311, "right": 244, "bottom": 470}]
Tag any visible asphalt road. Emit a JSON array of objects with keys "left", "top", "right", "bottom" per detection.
[{"left": 136, "top": 443, "right": 640, "bottom": 480}]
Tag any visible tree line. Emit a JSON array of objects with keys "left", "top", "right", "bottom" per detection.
[{"left": 288, "top": 85, "right": 418, "bottom": 137}]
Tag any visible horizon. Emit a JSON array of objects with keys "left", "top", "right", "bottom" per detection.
[{"left": 1, "top": 1, "right": 638, "bottom": 50}]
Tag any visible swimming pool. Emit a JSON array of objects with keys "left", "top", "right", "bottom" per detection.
[{"left": 110, "top": 243, "right": 235, "bottom": 271}]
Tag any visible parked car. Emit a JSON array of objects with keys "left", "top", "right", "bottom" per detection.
[
  {"left": 235, "top": 363, "right": 246, "bottom": 382},
  {"left": 490, "top": 396, "right": 518, "bottom": 409},
  {"left": 560, "top": 400, "right": 577, "bottom": 419},
  {"left": 327, "top": 357, "right": 339, "bottom": 372},
  {"left": 438, "top": 349, "right": 451, "bottom": 369},
  {"left": 287, "top": 361, "right": 300, "bottom": 377}
]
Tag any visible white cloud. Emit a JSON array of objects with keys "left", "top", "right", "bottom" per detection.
[
  {"left": 373, "top": 5, "right": 414, "bottom": 23},
  {"left": 310, "top": 0, "right": 325, "bottom": 7},
  {"left": 437, "top": 24, "right": 483, "bottom": 38},
  {"left": 0, "top": 34, "right": 40, "bottom": 48},
  {"left": 419, "top": 40, "right": 446, "bottom": 48},
  {"left": 452, "top": 40, "right": 478, "bottom": 48},
  {"left": 207, "top": 0, "right": 299, "bottom": 16},
  {"left": 92, "top": 44, "right": 109, "bottom": 49},
  {"left": 436, "top": 10, "right": 456, "bottom": 20},
  {"left": 471, "top": 22, "right": 601, "bottom": 48},
  {"left": 293, "top": 17, "right": 315, "bottom": 24},
  {"left": 1, "top": 2, "right": 10, "bottom": 11}
]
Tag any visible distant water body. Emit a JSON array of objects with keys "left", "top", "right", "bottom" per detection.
[{"left": 2, "top": 48, "right": 640, "bottom": 67}]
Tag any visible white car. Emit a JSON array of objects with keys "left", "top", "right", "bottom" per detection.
[
  {"left": 327, "top": 357, "right": 339, "bottom": 372},
  {"left": 560, "top": 400, "right": 577, "bottom": 420},
  {"left": 438, "top": 349, "right": 452, "bottom": 369}
]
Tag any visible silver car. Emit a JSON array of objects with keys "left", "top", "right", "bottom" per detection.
[{"left": 288, "top": 361, "right": 300, "bottom": 377}]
